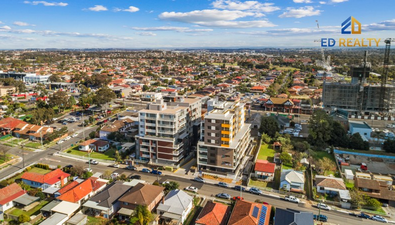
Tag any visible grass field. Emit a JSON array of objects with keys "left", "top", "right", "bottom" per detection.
[
  {"left": 0, "top": 136, "right": 12, "bottom": 142},
  {"left": 257, "top": 144, "right": 275, "bottom": 161},
  {"left": 8, "top": 200, "right": 48, "bottom": 217},
  {"left": 249, "top": 179, "right": 273, "bottom": 189},
  {"left": 87, "top": 216, "right": 108, "bottom": 225},
  {"left": 282, "top": 164, "right": 293, "bottom": 170},
  {"left": 313, "top": 151, "right": 335, "bottom": 162},
  {"left": 25, "top": 142, "right": 42, "bottom": 149},
  {"left": 66, "top": 147, "right": 116, "bottom": 160},
  {"left": 8, "top": 167, "right": 51, "bottom": 183},
  {"left": 0, "top": 154, "right": 12, "bottom": 164},
  {"left": 9, "top": 138, "right": 25, "bottom": 145}
]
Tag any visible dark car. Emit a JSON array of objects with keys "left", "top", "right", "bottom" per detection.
[
  {"left": 129, "top": 174, "right": 141, "bottom": 179},
  {"left": 126, "top": 165, "right": 137, "bottom": 170},
  {"left": 141, "top": 168, "right": 151, "bottom": 173},
  {"left": 234, "top": 185, "right": 246, "bottom": 191},
  {"left": 313, "top": 214, "right": 328, "bottom": 222},
  {"left": 151, "top": 170, "right": 162, "bottom": 175},
  {"left": 358, "top": 212, "right": 371, "bottom": 219}
]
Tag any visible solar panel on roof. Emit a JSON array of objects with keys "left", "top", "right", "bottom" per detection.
[
  {"left": 259, "top": 205, "right": 267, "bottom": 225},
  {"left": 252, "top": 206, "right": 259, "bottom": 218}
]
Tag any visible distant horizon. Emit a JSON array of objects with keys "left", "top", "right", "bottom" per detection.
[{"left": 0, "top": 0, "right": 394, "bottom": 49}]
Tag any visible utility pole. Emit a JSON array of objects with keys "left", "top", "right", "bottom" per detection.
[
  {"left": 20, "top": 144, "right": 25, "bottom": 168},
  {"left": 82, "top": 112, "right": 85, "bottom": 140},
  {"left": 40, "top": 130, "right": 43, "bottom": 150}
]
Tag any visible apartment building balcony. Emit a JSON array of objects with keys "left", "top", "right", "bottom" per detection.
[
  {"left": 221, "top": 130, "right": 230, "bottom": 135},
  {"left": 140, "top": 147, "right": 149, "bottom": 152},
  {"left": 142, "top": 154, "right": 150, "bottom": 158},
  {"left": 175, "top": 142, "right": 184, "bottom": 148},
  {"left": 221, "top": 144, "right": 230, "bottom": 147},
  {"left": 141, "top": 142, "right": 150, "bottom": 146},
  {"left": 157, "top": 123, "right": 175, "bottom": 129},
  {"left": 199, "top": 147, "right": 207, "bottom": 152},
  {"left": 221, "top": 124, "right": 230, "bottom": 128},
  {"left": 146, "top": 129, "right": 157, "bottom": 133},
  {"left": 173, "top": 149, "right": 184, "bottom": 156},
  {"left": 199, "top": 159, "right": 208, "bottom": 165},
  {"left": 158, "top": 129, "right": 175, "bottom": 135},
  {"left": 221, "top": 137, "right": 230, "bottom": 142},
  {"left": 145, "top": 122, "right": 156, "bottom": 126}
]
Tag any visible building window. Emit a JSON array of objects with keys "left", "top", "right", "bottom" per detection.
[
  {"left": 210, "top": 133, "right": 215, "bottom": 137},
  {"left": 210, "top": 153, "right": 215, "bottom": 157},
  {"left": 124, "top": 202, "right": 129, "bottom": 205},
  {"left": 211, "top": 126, "right": 216, "bottom": 130},
  {"left": 210, "top": 139, "right": 215, "bottom": 144},
  {"left": 210, "top": 160, "right": 215, "bottom": 163},
  {"left": 211, "top": 119, "right": 216, "bottom": 123}
]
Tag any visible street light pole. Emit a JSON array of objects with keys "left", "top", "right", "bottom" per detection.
[
  {"left": 20, "top": 144, "right": 25, "bottom": 168},
  {"left": 82, "top": 112, "right": 85, "bottom": 140},
  {"left": 40, "top": 130, "right": 43, "bottom": 150}
]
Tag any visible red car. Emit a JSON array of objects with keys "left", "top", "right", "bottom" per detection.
[{"left": 232, "top": 196, "right": 244, "bottom": 201}]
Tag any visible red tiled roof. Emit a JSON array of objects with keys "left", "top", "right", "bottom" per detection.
[
  {"left": 0, "top": 117, "right": 27, "bottom": 130},
  {"left": 254, "top": 160, "right": 275, "bottom": 173},
  {"left": 161, "top": 89, "right": 177, "bottom": 92},
  {"left": 250, "top": 86, "right": 265, "bottom": 90},
  {"left": 196, "top": 201, "right": 230, "bottom": 225},
  {"left": 57, "top": 177, "right": 106, "bottom": 203},
  {"left": 228, "top": 200, "right": 271, "bottom": 225},
  {"left": 0, "top": 183, "right": 26, "bottom": 205},
  {"left": 56, "top": 181, "right": 79, "bottom": 195},
  {"left": 21, "top": 169, "right": 70, "bottom": 185}
]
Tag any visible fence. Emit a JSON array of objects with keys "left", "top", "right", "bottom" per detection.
[{"left": 0, "top": 134, "right": 11, "bottom": 140}]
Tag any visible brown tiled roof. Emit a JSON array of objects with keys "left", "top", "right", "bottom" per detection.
[
  {"left": 355, "top": 178, "right": 380, "bottom": 190},
  {"left": 101, "top": 119, "right": 132, "bottom": 133},
  {"left": 119, "top": 183, "right": 164, "bottom": 206},
  {"left": 0, "top": 183, "right": 26, "bottom": 205},
  {"left": 228, "top": 200, "right": 271, "bottom": 225},
  {"left": 267, "top": 98, "right": 291, "bottom": 105},
  {"left": 196, "top": 201, "right": 230, "bottom": 225},
  {"left": 316, "top": 178, "right": 346, "bottom": 190}
]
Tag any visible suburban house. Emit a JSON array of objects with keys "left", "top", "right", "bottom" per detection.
[
  {"left": 57, "top": 177, "right": 107, "bottom": 205},
  {"left": 315, "top": 175, "right": 351, "bottom": 208},
  {"left": 0, "top": 183, "right": 26, "bottom": 220},
  {"left": 13, "top": 123, "right": 53, "bottom": 141},
  {"left": 254, "top": 160, "right": 276, "bottom": 181},
  {"left": 99, "top": 118, "right": 134, "bottom": 140},
  {"left": 157, "top": 189, "right": 193, "bottom": 224},
  {"left": 78, "top": 139, "right": 110, "bottom": 152},
  {"left": 21, "top": 169, "right": 70, "bottom": 190},
  {"left": 355, "top": 178, "right": 395, "bottom": 203},
  {"left": 227, "top": 200, "right": 271, "bottom": 225},
  {"left": 82, "top": 181, "right": 133, "bottom": 219},
  {"left": 118, "top": 183, "right": 164, "bottom": 213},
  {"left": 280, "top": 170, "right": 305, "bottom": 192},
  {"left": 195, "top": 201, "right": 230, "bottom": 225},
  {"left": 274, "top": 208, "right": 314, "bottom": 225},
  {"left": 0, "top": 117, "right": 27, "bottom": 136}
]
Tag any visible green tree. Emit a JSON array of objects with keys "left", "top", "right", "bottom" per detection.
[
  {"left": 142, "top": 85, "right": 149, "bottom": 91},
  {"left": 259, "top": 116, "right": 280, "bottom": 138},
  {"left": 68, "top": 96, "right": 76, "bottom": 106},
  {"left": 349, "top": 133, "right": 369, "bottom": 150},
  {"left": 366, "top": 197, "right": 381, "bottom": 210},
  {"left": 89, "top": 131, "right": 96, "bottom": 139},
  {"left": 92, "top": 87, "right": 116, "bottom": 106},
  {"left": 329, "top": 121, "right": 349, "bottom": 148},
  {"left": 280, "top": 151, "right": 292, "bottom": 165},
  {"left": 34, "top": 83, "right": 47, "bottom": 97},
  {"left": 132, "top": 205, "right": 152, "bottom": 225},
  {"left": 163, "top": 181, "right": 180, "bottom": 193},
  {"left": 18, "top": 214, "right": 30, "bottom": 223},
  {"left": 261, "top": 133, "right": 271, "bottom": 144},
  {"left": 114, "top": 150, "right": 121, "bottom": 162},
  {"left": 308, "top": 110, "right": 333, "bottom": 147},
  {"left": 383, "top": 139, "right": 395, "bottom": 153},
  {"left": 48, "top": 90, "right": 69, "bottom": 112},
  {"left": 49, "top": 74, "right": 61, "bottom": 82}
]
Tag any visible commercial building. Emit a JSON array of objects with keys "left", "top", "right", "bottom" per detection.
[
  {"left": 322, "top": 66, "right": 395, "bottom": 115},
  {"left": 135, "top": 96, "right": 201, "bottom": 166},
  {"left": 0, "top": 72, "right": 50, "bottom": 83},
  {"left": 197, "top": 99, "right": 252, "bottom": 177}
]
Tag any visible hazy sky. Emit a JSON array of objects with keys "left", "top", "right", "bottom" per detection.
[{"left": 0, "top": 0, "right": 394, "bottom": 49}]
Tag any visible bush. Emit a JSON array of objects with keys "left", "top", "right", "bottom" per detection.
[
  {"left": 34, "top": 163, "right": 49, "bottom": 170},
  {"left": 153, "top": 181, "right": 160, "bottom": 186},
  {"left": 261, "top": 133, "right": 271, "bottom": 144},
  {"left": 18, "top": 214, "right": 30, "bottom": 223},
  {"left": 366, "top": 198, "right": 381, "bottom": 210}
]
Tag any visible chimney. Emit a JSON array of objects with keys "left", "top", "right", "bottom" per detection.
[
  {"left": 60, "top": 176, "right": 64, "bottom": 187},
  {"left": 161, "top": 196, "right": 165, "bottom": 204}
]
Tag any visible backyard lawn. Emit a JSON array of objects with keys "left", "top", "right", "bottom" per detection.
[
  {"left": 8, "top": 200, "right": 48, "bottom": 217},
  {"left": 313, "top": 151, "right": 335, "bottom": 162},
  {"left": 87, "top": 216, "right": 107, "bottom": 225},
  {"left": 282, "top": 164, "right": 293, "bottom": 170},
  {"left": 66, "top": 147, "right": 116, "bottom": 160},
  {"left": 257, "top": 144, "right": 275, "bottom": 161},
  {"left": 249, "top": 179, "right": 273, "bottom": 189}
]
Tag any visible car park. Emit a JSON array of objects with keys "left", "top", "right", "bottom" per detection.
[
  {"left": 193, "top": 177, "right": 205, "bottom": 183},
  {"left": 371, "top": 215, "right": 388, "bottom": 223},
  {"left": 216, "top": 193, "right": 231, "bottom": 200},
  {"left": 249, "top": 187, "right": 262, "bottom": 195},
  {"left": 141, "top": 168, "right": 151, "bottom": 173},
  {"left": 57, "top": 140, "right": 64, "bottom": 144},
  {"left": 317, "top": 203, "right": 331, "bottom": 210},
  {"left": 184, "top": 186, "right": 198, "bottom": 193},
  {"left": 313, "top": 214, "right": 328, "bottom": 222},
  {"left": 217, "top": 182, "right": 229, "bottom": 188}
]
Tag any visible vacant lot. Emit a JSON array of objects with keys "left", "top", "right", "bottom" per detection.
[{"left": 257, "top": 144, "right": 275, "bottom": 161}]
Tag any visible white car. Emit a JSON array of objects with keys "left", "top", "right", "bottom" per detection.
[
  {"left": 72, "top": 133, "right": 79, "bottom": 137},
  {"left": 57, "top": 140, "right": 64, "bottom": 144},
  {"left": 284, "top": 196, "right": 300, "bottom": 203},
  {"left": 111, "top": 172, "right": 119, "bottom": 179},
  {"left": 317, "top": 203, "right": 331, "bottom": 210},
  {"left": 371, "top": 215, "right": 388, "bottom": 223},
  {"left": 184, "top": 186, "right": 198, "bottom": 193},
  {"left": 111, "top": 164, "right": 120, "bottom": 168},
  {"left": 64, "top": 136, "right": 71, "bottom": 141}
]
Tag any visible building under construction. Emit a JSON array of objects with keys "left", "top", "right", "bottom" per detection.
[{"left": 323, "top": 66, "right": 395, "bottom": 116}]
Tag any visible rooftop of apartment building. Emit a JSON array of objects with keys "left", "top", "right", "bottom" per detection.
[{"left": 205, "top": 101, "right": 244, "bottom": 120}]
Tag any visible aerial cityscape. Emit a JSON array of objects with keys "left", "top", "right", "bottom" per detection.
[{"left": 0, "top": 0, "right": 394, "bottom": 225}]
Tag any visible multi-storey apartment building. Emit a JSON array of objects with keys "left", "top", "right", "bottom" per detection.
[
  {"left": 197, "top": 99, "right": 251, "bottom": 177},
  {"left": 135, "top": 96, "right": 201, "bottom": 167}
]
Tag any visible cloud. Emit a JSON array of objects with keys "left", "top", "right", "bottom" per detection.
[
  {"left": 13, "top": 21, "right": 35, "bottom": 27},
  {"left": 0, "top": 26, "right": 12, "bottom": 31},
  {"left": 212, "top": 0, "right": 280, "bottom": 13},
  {"left": 137, "top": 32, "right": 156, "bottom": 36},
  {"left": 114, "top": 6, "right": 139, "bottom": 13},
  {"left": 293, "top": 0, "right": 312, "bottom": 3},
  {"left": 23, "top": 1, "right": 68, "bottom": 6},
  {"left": 159, "top": 10, "right": 255, "bottom": 23},
  {"left": 319, "top": 1, "right": 327, "bottom": 4},
  {"left": 363, "top": 19, "right": 395, "bottom": 32},
  {"left": 88, "top": 5, "right": 108, "bottom": 12},
  {"left": 0, "top": 21, "right": 3, "bottom": 24},
  {"left": 131, "top": 26, "right": 213, "bottom": 33},
  {"left": 279, "top": 6, "right": 321, "bottom": 18},
  {"left": 331, "top": 0, "right": 348, "bottom": 2},
  {"left": 196, "top": 20, "right": 276, "bottom": 28}
]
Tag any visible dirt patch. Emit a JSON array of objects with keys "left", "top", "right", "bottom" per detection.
[
  {"left": 389, "top": 164, "right": 395, "bottom": 170},
  {"left": 371, "top": 157, "right": 384, "bottom": 162},
  {"left": 202, "top": 174, "right": 233, "bottom": 183}
]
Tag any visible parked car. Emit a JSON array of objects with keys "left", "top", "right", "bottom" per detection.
[
  {"left": 141, "top": 168, "right": 151, "bottom": 173},
  {"left": 88, "top": 159, "right": 98, "bottom": 165},
  {"left": 234, "top": 185, "right": 246, "bottom": 192},
  {"left": 57, "top": 140, "right": 64, "bottom": 144},
  {"left": 62, "top": 121, "right": 67, "bottom": 125},
  {"left": 371, "top": 215, "right": 388, "bottom": 223},
  {"left": 313, "top": 214, "right": 328, "bottom": 222},
  {"left": 71, "top": 133, "right": 79, "bottom": 137},
  {"left": 382, "top": 203, "right": 389, "bottom": 207},
  {"left": 192, "top": 177, "right": 205, "bottom": 183},
  {"left": 217, "top": 182, "right": 229, "bottom": 188},
  {"left": 151, "top": 169, "right": 162, "bottom": 175},
  {"left": 64, "top": 136, "right": 71, "bottom": 141},
  {"left": 111, "top": 172, "right": 119, "bottom": 179},
  {"left": 317, "top": 203, "right": 331, "bottom": 210},
  {"left": 349, "top": 212, "right": 358, "bottom": 217},
  {"left": 129, "top": 174, "right": 141, "bottom": 179},
  {"left": 184, "top": 186, "right": 198, "bottom": 193},
  {"left": 249, "top": 187, "right": 262, "bottom": 195},
  {"left": 126, "top": 165, "right": 137, "bottom": 170},
  {"left": 232, "top": 196, "right": 244, "bottom": 201},
  {"left": 358, "top": 212, "right": 371, "bottom": 219},
  {"left": 284, "top": 195, "right": 300, "bottom": 203},
  {"left": 111, "top": 164, "right": 120, "bottom": 168},
  {"left": 216, "top": 193, "right": 231, "bottom": 200}
]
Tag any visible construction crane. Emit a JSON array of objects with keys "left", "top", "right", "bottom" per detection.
[{"left": 379, "top": 38, "right": 392, "bottom": 113}]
